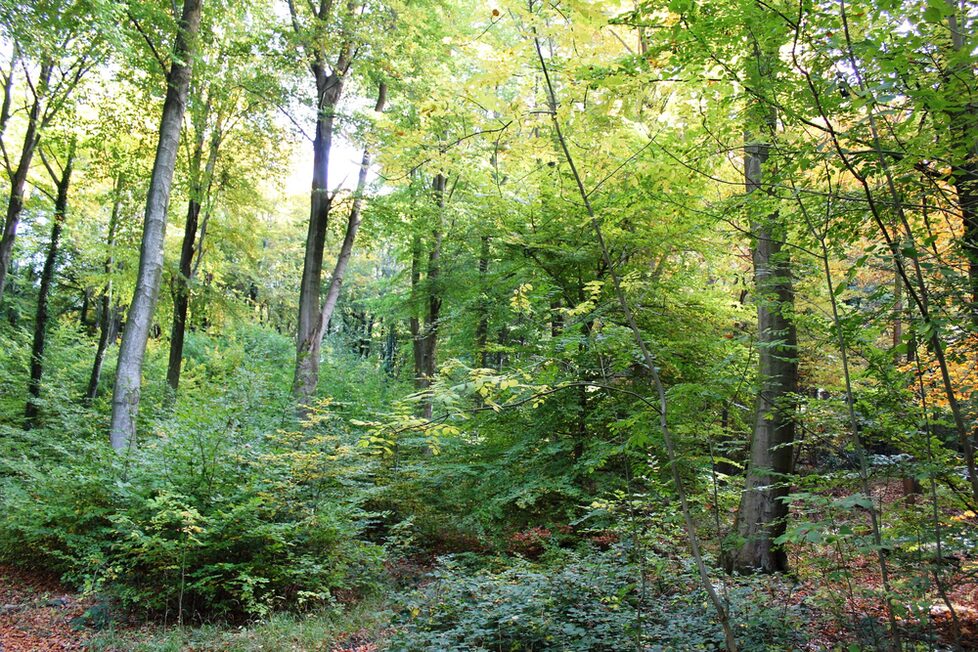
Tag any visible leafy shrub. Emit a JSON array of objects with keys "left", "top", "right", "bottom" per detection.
[
  {"left": 0, "top": 429, "right": 383, "bottom": 619},
  {"left": 388, "top": 547, "right": 808, "bottom": 651},
  {"left": 389, "top": 548, "right": 641, "bottom": 652},
  {"left": 0, "top": 340, "right": 385, "bottom": 619}
]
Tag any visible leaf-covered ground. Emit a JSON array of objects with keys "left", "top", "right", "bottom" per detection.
[{"left": 0, "top": 565, "right": 93, "bottom": 651}]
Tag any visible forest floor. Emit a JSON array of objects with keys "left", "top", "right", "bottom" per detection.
[
  {"left": 0, "top": 564, "right": 384, "bottom": 651},
  {"left": 3, "top": 560, "right": 978, "bottom": 651},
  {"left": 0, "top": 565, "right": 93, "bottom": 651}
]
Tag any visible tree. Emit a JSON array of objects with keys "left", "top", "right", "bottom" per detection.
[
  {"left": 85, "top": 172, "right": 125, "bottom": 400},
  {"left": 166, "top": 86, "right": 224, "bottom": 391},
  {"left": 300, "top": 81, "right": 387, "bottom": 382},
  {"left": 24, "top": 137, "right": 75, "bottom": 427},
  {"left": 287, "top": 0, "right": 358, "bottom": 406},
  {"left": 0, "top": 0, "right": 109, "bottom": 302},
  {"left": 410, "top": 172, "right": 446, "bottom": 419},
  {"left": 109, "top": 0, "right": 203, "bottom": 451},
  {"left": 725, "top": 119, "right": 798, "bottom": 574}
]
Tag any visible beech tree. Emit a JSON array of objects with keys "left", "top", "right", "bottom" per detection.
[
  {"left": 109, "top": 0, "right": 203, "bottom": 451},
  {"left": 286, "top": 0, "right": 359, "bottom": 405}
]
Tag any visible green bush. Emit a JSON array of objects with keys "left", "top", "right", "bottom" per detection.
[
  {"left": 388, "top": 547, "right": 808, "bottom": 651},
  {"left": 0, "top": 334, "right": 385, "bottom": 619}
]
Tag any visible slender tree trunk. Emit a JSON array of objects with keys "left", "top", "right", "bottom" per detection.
[
  {"left": 25, "top": 144, "right": 74, "bottom": 428},
  {"left": 86, "top": 175, "right": 124, "bottom": 401},
  {"left": 109, "top": 0, "right": 203, "bottom": 451},
  {"left": 382, "top": 320, "right": 397, "bottom": 375},
  {"left": 410, "top": 234, "right": 424, "bottom": 383},
  {"left": 418, "top": 174, "right": 445, "bottom": 419},
  {"left": 0, "top": 62, "right": 51, "bottom": 303},
  {"left": 726, "top": 124, "right": 798, "bottom": 574},
  {"left": 944, "top": 4, "right": 978, "bottom": 329},
  {"left": 167, "top": 198, "right": 200, "bottom": 391},
  {"left": 293, "top": 65, "right": 346, "bottom": 403},
  {"left": 475, "top": 234, "right": 490, "bottom": 367},
  {"left": 294, "top": 82, "right": 385, "bottom": 406},
  {"left": 80, "top": 288, "right": 93, "bottom": 331},
  {"left": 167, "top": 112, "right": 222, "bottom": 391}
]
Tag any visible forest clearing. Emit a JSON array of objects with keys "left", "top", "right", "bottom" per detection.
[{"left": 1, "top": 0, "right": 978, "bottom": 649}]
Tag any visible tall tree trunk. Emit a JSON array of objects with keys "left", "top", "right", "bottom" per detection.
[
  {"left": 293, "top": 64, "right": 347, "bottom": 403},
  {"left": 86, "top": 175, "right": 124, "bottom": 401},
  {"left": 25, "top": 144, "right": 74, "bottom": 428},
  {"left": 944, "top": 3, "right": 978, "bottom": 329},
  {"left": 167, "top": 111, "right": 222, "bottom": 391},
  {"left": 726, "top": 120, "right": 798, "bottom": 575},
  {"left": 416, "top": 174, "right": 445, "bottom": 420},
  {"left": 109, "top": 0, "right": 203, "bottom": 451},
  {"left": 0, "top": 62, "right": 51, "bottom": 303},
  {"left": 294, "top": 82, "right": 385, "bottom": 406},
  {"left": 382, "top": 320, "right": 397, "bottom": 375},
  {"left": 410, "top": 234, "right": 424, "bottom": 384},
  {"left": 475, "top": 234, "right": 490, "bottom": 367},
  {"left": 166, "top": 197, "right": 200, "bottom": 391}
]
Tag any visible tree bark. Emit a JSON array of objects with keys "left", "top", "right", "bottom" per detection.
[
  {"left": 25, "top": 144, "right": 74, "bottom": 428},
  {"left": 475, "top": 234, "right": 490, "bottom": 367},
  {"left": 109, "top": 0, "right": 203, "bottom": 451},
  {"left": 293, "top": 56, "right": 349, "bottom": 403},
  {"left": 166, "top": 109, "right": 222, "bottom": 391},
  {"left": 86, "top": 175, "right": 124, "bottom": 401},
  {"left": 411, "top": 173, "right": 445, "bottom": 420},
  {"left": 726, "top": 126, "right": 798, "bottom": 575},
  {"left": 0, "top": 62, "right": 51, "bottom": 303},
  {"left": 944, "top": 4, "right": 978, "bottom": 329},
  {"left": 294, "top": 82, "right": 385, "bottom": 406}
]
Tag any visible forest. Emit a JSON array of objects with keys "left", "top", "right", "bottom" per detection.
[{"left": 0, "top": 0, "right": 976, "bottom": 649}]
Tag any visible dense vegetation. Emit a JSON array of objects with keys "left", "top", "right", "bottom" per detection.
[{"left": 0, "top": 0, "right": 977, "bottom": 649}]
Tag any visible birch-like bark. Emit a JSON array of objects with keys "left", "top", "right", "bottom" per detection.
[{"left": 109, "top": 0, "right": 203, "bottom": 451}]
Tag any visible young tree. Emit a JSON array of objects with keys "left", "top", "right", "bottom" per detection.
[
  {"left": 85, "top": 172, "right": 126, "bottom": 400},
  {"left": 24, "top": 138, "right": 75, "bottom": 427},
  {"left": 166, "top": 93, "right": 224, "bottom": 391}
]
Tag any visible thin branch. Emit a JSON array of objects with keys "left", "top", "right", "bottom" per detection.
[{"left": 127, "top": 12, "right": 168, "bottom": 74}]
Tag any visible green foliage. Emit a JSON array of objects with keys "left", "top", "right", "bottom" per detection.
[
  {"left": 0, "top": 328, "right": 384, "bottom": 619},
  {"left": 388, "top": 547, "right": 808, "bottom": 651}
]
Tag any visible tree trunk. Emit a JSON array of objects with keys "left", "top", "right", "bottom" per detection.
[
  {"left": 86, "top": 175, "right": 124, "bottom": 401},
  {"left": 109, "top": 0, "right": 203, "bottom": 451},
  {"left": 294, "top": 82, "right": 385, "bottom": 406},
  {"left": 0, "top": 62, "right": 51, "bottom": 303},
  {"left": 293, "top": 65, "right": 346, "bottom": 404},
  {"left": 726, "top": 127, "right": 798, "bottom": 575},
  {"left": 25, "top": 144, "right": 74, "bottom": 428},
  {"left": 167, "top": 110, "right": 222, "bottom": 391},
  {"left": 166, "top": 197, "right": 200, "bottom": 391},
  {"left": 475, "top": 234, "right": 490, "bottom": 367},
  {"left": 410, "top": 235, "right": 424, "bottom": 384},
  {"left": 945, "top": 4, "right": 978, "bottom": 329},
  {"left": 415, "top": 174, "right": 445, "bottom": 420}
]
